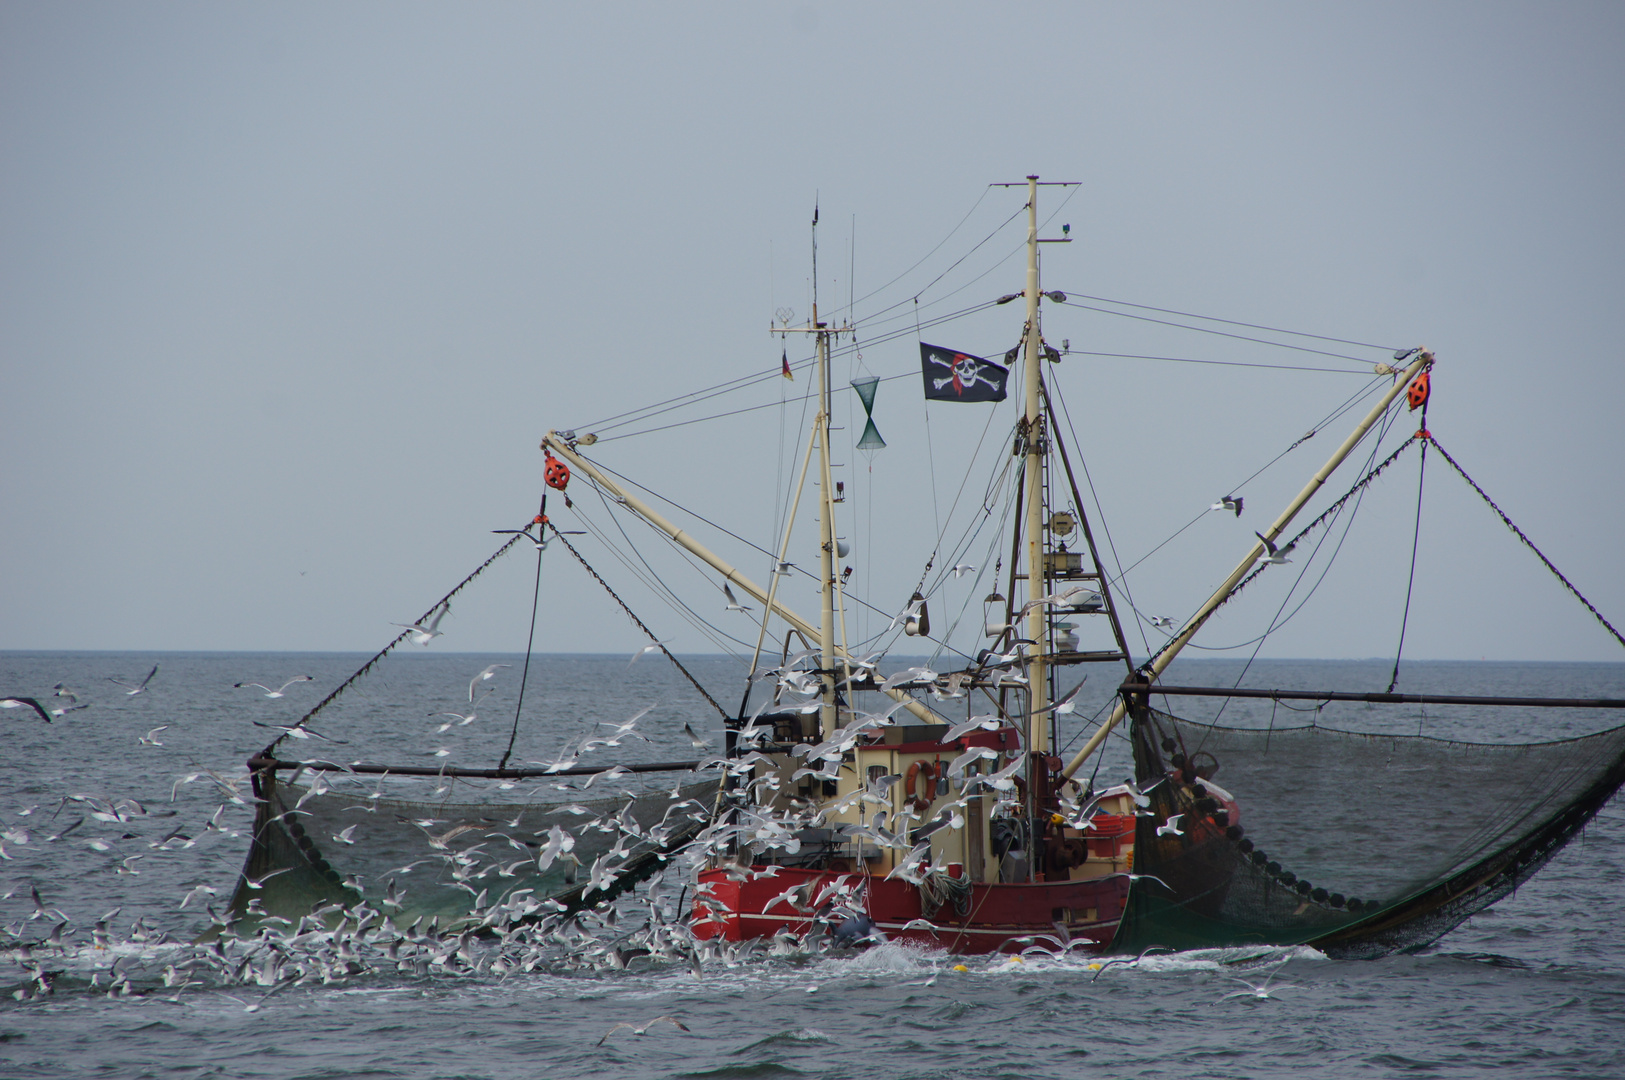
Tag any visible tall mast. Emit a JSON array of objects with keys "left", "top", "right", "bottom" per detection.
[
  {"left": 813, "top": 206, "right": 839, "bottom": 741},
  {"left": 1021, "top": 176, "right": 1050, "bottom": 759}
]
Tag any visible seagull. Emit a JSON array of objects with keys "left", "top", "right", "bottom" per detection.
[
  {"left": 1, "top": 697, "right": 54, "bottom": 724},
  {"left": 52, "top": 683, "right": 80, "bottom": 702},
  {"left": 722, "top": 583, "right": 753, "bottom": 612},
  {"left": 597, "top": 1016, "right": 691, "bottom": 1045},
  {"left": 1149, "top": 615, "right": 1175, "bottom": 630},
  {"left": 1033, "top": 676, "right": 1087, "bottom": 717},
  {"left": 940, "top": 715, "right": 1005, "bottom": 743},
  {"left": 1255, "top": 531, "right": 1296, "bottom": 565},
  {"left": 682, "top": 723, "right": 712, "bottom": 750},
  {"left": 233, "top": 676, "right": 313, "bottom": 699},
  {"left": 887, "top": 596, "right": 926, "bottom": 631},
  {"left": 951, "top": 563, "right": 976, "bottom": 578},
  {"left": 252, "top": 721, "right": 344, "bottom": 743},
  {"left": 1211, "top": 495, "right": 1244, "bottom": 517},
  {"left": 138, "top": 726, "right": 168, "bottom": 746},
  {"left": 433, "top": 705, "right": 483, "bottom": 731},
  {"left": 627, "top": 642, "right": 668, "bottom": 668},
  {"left": 1157, "top": 813, "right": 1185, "bottom": 837},
  {"left": 468, "top": 664, "right": 511, "bottom": 702},
  {"left": 392, "top": 602, "right": 449, "bottom": 645},
  {"left": 492, "top": 526, "right": 548, "bottom": 549},
  {"left": 1216, "top": 967, "right": 1301, "bottom": 1003},
  {"left": 108, "top": 664, "right": 159, "bottom": 696}
]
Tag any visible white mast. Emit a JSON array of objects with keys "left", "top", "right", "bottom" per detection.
[{"left": 1021, "top": 175, "right": 1050, "bottom": 764}]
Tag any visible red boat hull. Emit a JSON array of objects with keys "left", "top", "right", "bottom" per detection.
[{"left": 693, "top": 866, "right": 1131, "bottom": 954}]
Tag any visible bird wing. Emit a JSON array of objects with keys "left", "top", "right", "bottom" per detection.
[{"left": 1, "top": 697, "right": 53, "bottom": 724}]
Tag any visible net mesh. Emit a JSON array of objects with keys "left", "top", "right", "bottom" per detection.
[
  {"left": 1114, "top": 707, "right": 1625, "bottom": 957},
  {"left": 228, "top": 771, "right": 718, "bottom": 932}
]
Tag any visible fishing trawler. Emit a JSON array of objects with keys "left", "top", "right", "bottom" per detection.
[
  {"left": 536, "top": 176, "right": 1625, "bottom": 957},
  {"left": 234, "top": 175, "right": 1624, "bottom": 956}
]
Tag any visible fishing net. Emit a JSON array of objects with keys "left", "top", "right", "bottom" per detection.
[
  {"left": 1113, "top": 706, "right": 1625, "bottom": 958},
  {"left": 227, "top": 771, "right": 718, "bottom": 932}
]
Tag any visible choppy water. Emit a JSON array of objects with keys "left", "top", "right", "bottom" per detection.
[{"left": 2, "top": 652, "right": 1623, "bottom": 1079}]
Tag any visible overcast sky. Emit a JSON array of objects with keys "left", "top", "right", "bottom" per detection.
[{"left": 4, "top": 3, "right": 1622, "bottom": 664}]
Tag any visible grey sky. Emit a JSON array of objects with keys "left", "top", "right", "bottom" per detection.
[{"left": 4, "top": 3, "right": 1621, "bottom": 663}]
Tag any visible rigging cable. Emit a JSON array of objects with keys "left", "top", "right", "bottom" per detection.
[
  {"left": 498, "top": 535, "right": 547, "bottom": 770},
  {"left": 546, "top": 525, "right": 730, "bottom": 720},
  {"left": 1057, "top": 298, "right": 1380, "bottom": 366},
  {"left": 1057, "top": 292, "right": 1398, "bottom": 352},
  {"left": 270, "top": 528, "right": 532, "bottom": 754},
  {"left": 1386, "top": 433, "right": 1429, "bottom": 693},
  {"left": 1197, "top": 402, "right": 1405, "bottom": 726},
  {"left": 1425, "top": 434, "right": 1625, "bottom": 651}
]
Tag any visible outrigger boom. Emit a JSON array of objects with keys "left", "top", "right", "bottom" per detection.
[{"left": 1060, "top": 347, "right": 1434, "bottom": 779}]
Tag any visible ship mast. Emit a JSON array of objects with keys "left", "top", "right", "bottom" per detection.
[
  {"left": 812, "top": 207, "right": 840, "bottom": 741},
  {"left": 1020, "top": 176, "right": 1050, "bottom": 764}
]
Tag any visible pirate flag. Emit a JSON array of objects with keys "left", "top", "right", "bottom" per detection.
[{"left": 920, "top": 343, "right": 1009, "bottom": 403}]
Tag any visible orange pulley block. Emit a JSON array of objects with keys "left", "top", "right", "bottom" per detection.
[
  {"left": 1406, "top": 371, "right": 1431, "bottom": 411},
  {"left": 544, "top": 453, "right": 571, "bottom": 491}
]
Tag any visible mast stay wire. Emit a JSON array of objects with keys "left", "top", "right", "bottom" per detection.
[
  {"left": 1056, "top": 292, "right": 1398, "bottom": 353},
  {"left": 591, "top": 301, "right": 996, "bottom": 442},
  {"left": 573, "top": 490, "right": 751, "bottom": 658},
  {"left": 579, "top": 446, "right": 959, "bottom": 657},
  {"left": 1065, "top": 350, "right": 1384, "bottom": 377},
  {"left": 1057, "top": 298, "right": 1381, "bottom": 367},
  {"left": 1198, "top": 403, "right": 1405, "bottom": 727},
  {"left": 1048, "top": 375, "right": 1154, "bottom": 665},
  {"left": 593, "top": 209, "right": 1033, "bottom": 442},
  {"left": 1095, "top": 374, "right": 1393, "bottom": 591}
]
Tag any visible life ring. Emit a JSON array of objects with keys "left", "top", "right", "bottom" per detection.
[{"left": 905, "top": 760, "right": 938, "bottom": 813}]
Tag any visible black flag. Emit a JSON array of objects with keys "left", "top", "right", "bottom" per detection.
[{"left": 920, "top": 343, "right": 1009, "bottom": 403}]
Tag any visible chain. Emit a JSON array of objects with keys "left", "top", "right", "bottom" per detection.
[
  {"left": 1425, "top": 435, "right": 1625, "bottom": 650},
  {"left": 262, "top": 528, "right": 534, "bottom": 758},
  {"left": 547, "top": 526, "right": 731, "bottom": 719}
]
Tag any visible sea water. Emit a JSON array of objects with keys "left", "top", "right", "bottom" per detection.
[{"left": 1, "top": 652, "right": 1622, "bottom": 1079}]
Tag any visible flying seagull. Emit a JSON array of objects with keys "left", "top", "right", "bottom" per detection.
[
  {"left": 233, "top": 676, "right": 313, "bottom": 699},
  {"left": 1149, "top": 615, "right": 1175, "bottom": 630},
  {"left": 393, "top": 602, "right": 449, "bottom": 645},
  {"left": 468, "top": 664, "right": 511, "bottom": 702},
  {"left": 1, "top": 697, "right": 53, "bottom": 724},
  {"left": 597, "top": 1016, "right": 691, "bottom": 1045},
  {"left": 252, "top": 721, "right": 345, "bottom": 743},
  {"left": 628, "top": 642, "right": 668, "bottom": 668},
  {"left": 108, "top": 664, "right": 159, "bottom": 696},
  {"left": 1255, "top": 532, "right": 1296, "bottom": 565},
  {"left": 723, "top": 583, "right": 753, "bottom": 612},
  {"left": 1210, "top": 495, "right": 1244, "bottom": 517}
]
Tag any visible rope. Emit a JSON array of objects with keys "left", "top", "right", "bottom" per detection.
[
  {"left": 1425, "top": 434, "right": 1625, "bottom": 651},
  {"left": 263, "top": 527, "right": 532, "bottom": 757},
  {"left": 1386, "top": 437, "right": 1428, "bottom": 692},
  {"left": 547, "top": 526, "right": 732, "bottom": 720},
  {"left": 1222, "top": 436, "right": 1420, "bottom": 607},
  {"left": 499, "top": 537, "right": 547, "bottom": 771},
  {"left": 918, "top": 867, "right": 973, "bottom": 919}
]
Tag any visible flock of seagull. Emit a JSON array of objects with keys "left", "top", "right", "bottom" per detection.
[{"left": 2, "top": 640, "right": 1303, "bottom": 1036}]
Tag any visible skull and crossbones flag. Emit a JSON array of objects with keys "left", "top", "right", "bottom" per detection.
[{"left": 919, "top": 343, "right": 1009, "bottom": 403}]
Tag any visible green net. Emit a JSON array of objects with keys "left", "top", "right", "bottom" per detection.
[
  {"left": 228, "top": 771, "right": 718, "bottom": 933},
  {"left": 1114, "top": 707, "right": 1625, "bottom": 957}
]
